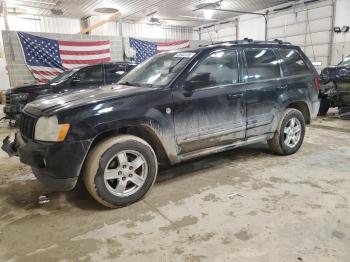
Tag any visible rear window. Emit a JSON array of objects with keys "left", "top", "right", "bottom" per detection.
[
  {"left": 245, "top": 49, "right": 281, "bottom": 82},
  {"left": 280, "top": 49, "right": 311, "bottom": 76}
]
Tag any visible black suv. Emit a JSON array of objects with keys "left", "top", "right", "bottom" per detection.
[
  {"left": 4, "top": 62, "right": 136, "bottom": 122},
  {"left": 3, "top": 40, "right": 320, "bottom": 208},
  {"left": 319, "top": 56, "right": 350, "bottom": 115}
]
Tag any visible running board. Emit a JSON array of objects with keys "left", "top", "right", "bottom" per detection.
[{"left": 178, "top": 135, "right": 268, "bottom": 162}]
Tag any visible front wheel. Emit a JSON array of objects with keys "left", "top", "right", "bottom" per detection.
[
  {"left": 268, "top": 108, "right": 306, "bottom": 155},
  {"left": 83, "top": 135, "right": 158, "bottom": 208}
]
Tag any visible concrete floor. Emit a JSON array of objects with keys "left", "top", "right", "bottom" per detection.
[{"left": 0, "top": 110, "right": 349, "bottom": 261}]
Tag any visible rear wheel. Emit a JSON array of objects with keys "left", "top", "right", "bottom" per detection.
[
  {"left": 268, "top": 108, "right": 306, "bottom": 155},
  {"left": 83, "top": 135, "right": 158, "bottom": 208}
]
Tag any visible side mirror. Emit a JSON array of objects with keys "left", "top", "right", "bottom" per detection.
[
  {"left": 183, "top": 72, "right": 211, "bottom": 92},
  {"left": 71, "top": 76, "right": 81, "bottom": 85}
]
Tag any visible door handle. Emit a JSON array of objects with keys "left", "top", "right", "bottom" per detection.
[{"left": 227, "top": 93, "right": 243, "bottom": 99}]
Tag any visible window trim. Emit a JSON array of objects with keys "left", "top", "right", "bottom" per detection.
[
  {"left": 242, "top": 48, "right": 283, "bottom": 83},
  {"left": 183, "top": 48, "right": 241, "bottom": 91}
]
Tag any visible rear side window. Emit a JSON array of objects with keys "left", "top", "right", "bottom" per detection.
[
  {"left": 187, "top": 50, "right": 239, "bottom": 88},
  {"left": 105, "top": 65, "right": 126, "bottom": 84},
  {"left": 280, "top": 49, "right": 310, "bottom": 76},
  {"left": 76, "top": 66, "right": 103, "bottom": 83},
  {"left": 245, "top": 49, "right": 281, "bottom": 82}
]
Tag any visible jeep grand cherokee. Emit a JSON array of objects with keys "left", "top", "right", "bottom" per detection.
[{"left": 2, "top": 39, "right": 320, "bottom": 208}]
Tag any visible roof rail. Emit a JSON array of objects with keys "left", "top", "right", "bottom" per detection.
[{"left": 208, "top": 38, "right": 291, "bottom": 46}]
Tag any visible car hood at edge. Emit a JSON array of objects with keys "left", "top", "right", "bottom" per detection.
[
  {"left": 8, "top": 83, "right": 51, "bottom": 94},
  {"left": 24, "top": 84, "right": 155, "bottom": 116}
]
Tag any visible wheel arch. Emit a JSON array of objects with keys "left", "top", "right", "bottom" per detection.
[
  {"left": 90, "top": 124, "right": 171, "bottom": 165},
  {"left": 285, "top": 101, "right": 311, "bottom": 124}
]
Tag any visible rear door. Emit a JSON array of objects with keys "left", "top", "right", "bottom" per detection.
[
  {"left": 278, "top": 48, "right": 316, "bottom": 101},
  {"left": 173, "top": 49, "right": 246, "bottom": 154},
  {"left": 243, "top": 48, "right": 284, "bottom": 137}
]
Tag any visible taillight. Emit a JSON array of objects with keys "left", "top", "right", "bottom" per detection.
[{"left": 314, "top": 76, "right": 321, "bottom": 93}]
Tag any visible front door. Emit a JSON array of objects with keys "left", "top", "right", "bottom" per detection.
[{"left": 172, "top": 49, "right": 246, "bottom": 155}]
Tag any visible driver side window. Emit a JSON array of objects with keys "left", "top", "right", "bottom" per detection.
[{"left": 187, "top": 50, "right": 239, "bottom": 89}]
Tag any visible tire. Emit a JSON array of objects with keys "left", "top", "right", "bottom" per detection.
[
  {"left": 83, "top": 135, "right": 158, "bottom": 208},
  {"left": 319, "top": 97, "right": 330, "bottom": 116},
  {"left": 268, "top": 108, "right": 306, "bottom": 155}
]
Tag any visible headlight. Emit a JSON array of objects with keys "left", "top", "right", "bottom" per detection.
[
  {"left": 34, "top": 115, "right": 70, "bottom": 142},
  {"left": 12, "top": 93, "right": 29, "bottom": 101}
]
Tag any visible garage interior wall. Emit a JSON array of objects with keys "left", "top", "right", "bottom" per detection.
[
  {"left": 2, "top": 29, "right": 208, "bottom": 88},
  {"left": 267, "top": 0, "right": 334, "bottom": 72},
  {"left": 198, "top": 21, "right": 238, "bottom": 42},
  {"left": 196, "top": 0, "right": 348, "bottom": 72},
  {"left": 332, "top": 0, "right": 350, "bottom": 64},
  {"left": 2, "top": 31, "right": 123, "bottom": 87},
  {"left": 0, "top": 16, "right": 81, "bottom": 89},
  {"left": 0, "top": 15, "right": 199, "bottom": 88},
  {"left": 1, "top": 0, "right": 349, "bottom": 88}
]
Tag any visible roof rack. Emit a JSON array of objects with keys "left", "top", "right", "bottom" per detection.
[{"left": 208, "top": 38, "right": 291, "bottom": 46}]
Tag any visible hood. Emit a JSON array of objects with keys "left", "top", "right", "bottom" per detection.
[
  {"left": 9, "top": 83, "right": 51, "bottom": 94},
  {"left": 321, "top": 65, "right": 350, "bottom": 82},
  {"left": 24, "top": 84, "right": 155, "bottom": 116}
]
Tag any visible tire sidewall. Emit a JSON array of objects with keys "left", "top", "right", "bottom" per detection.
[
  {"left": 93, "top": 140, "right": 157, "bottom": 207},
  {"left": 278, "top": 110, "right": 306, "bottom": 155}
]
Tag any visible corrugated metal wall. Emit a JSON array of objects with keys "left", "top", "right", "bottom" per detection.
[
  {"left": 120, "top": 22, "right": 194, "bottom": 40},
  {"left": 199, "top": 22, "right": 237, "bottom": 42},
  {"left": 239, "top": 14, "right": 266, "bottom": 40},
  {"left": 332, "top": 0, "right": 350, "bottom": 64},
  {"left": 0, "top": 16, "right": 81, "bottom": 58},
  {"left": 267, "top": 0, "right": 334, "bottom": 71},
  {"left": 0, "top": 16, "right": 81, "bottom": 34}
]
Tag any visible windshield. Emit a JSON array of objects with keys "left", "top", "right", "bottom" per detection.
[
  {"left": 49, "top": 69, "right": 78, "bottom": 85},
  {"left": 119, "top": 51, "right": 197, "bottom": 88},
  {"left": 338, "top": 56, "right": 350, "bottom": 66}
]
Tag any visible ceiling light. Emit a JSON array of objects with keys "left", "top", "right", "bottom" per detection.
[
  {"left": 202, "top": 9, "right": 214, "bottom": 19},
  {"left": 94, "top": 7, "right": 119, "bottom": 14}
]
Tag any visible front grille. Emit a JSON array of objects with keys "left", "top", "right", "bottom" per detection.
[
  {"left": 19, "top": 113, "right": 37, "bottom": 139},
  {"left": 5, "top": 92, "right": 11, "bottom": 105}
]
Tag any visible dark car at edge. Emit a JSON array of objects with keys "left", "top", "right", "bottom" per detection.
[
  {"left": 2, "top": 39, "right": 320, "bottom": 208},
  {"left": 319, "top": 55, "right": 350, "bottom": 115},
  {"left": 4, "top": 62, "right": 136, "bottom": 122}
]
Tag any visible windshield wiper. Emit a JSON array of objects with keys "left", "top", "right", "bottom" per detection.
[
  {"left": 119, "top": 81, "right": 137, "bottom": 86},
  {"left": 119, "top": 82, "right": 158, "bottom": 88}
]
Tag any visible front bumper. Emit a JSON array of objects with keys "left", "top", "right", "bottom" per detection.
[{"left": 6, "top": 132, "right": 92, "bottom": 191}]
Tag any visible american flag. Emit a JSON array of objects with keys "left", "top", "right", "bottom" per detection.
[
  {"left": 129, "top": 37, "right": 190, "bottom": 64},
  {"left": 18, "top": 32, "right": 111, "bottom": 83}
]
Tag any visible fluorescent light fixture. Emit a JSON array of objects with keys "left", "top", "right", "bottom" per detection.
[
  {"left": 202, "top": 9, "right": 214, "bottom": 19},
  {"left": 312, "top": 61, "right": 322, "bottom": 66}
]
